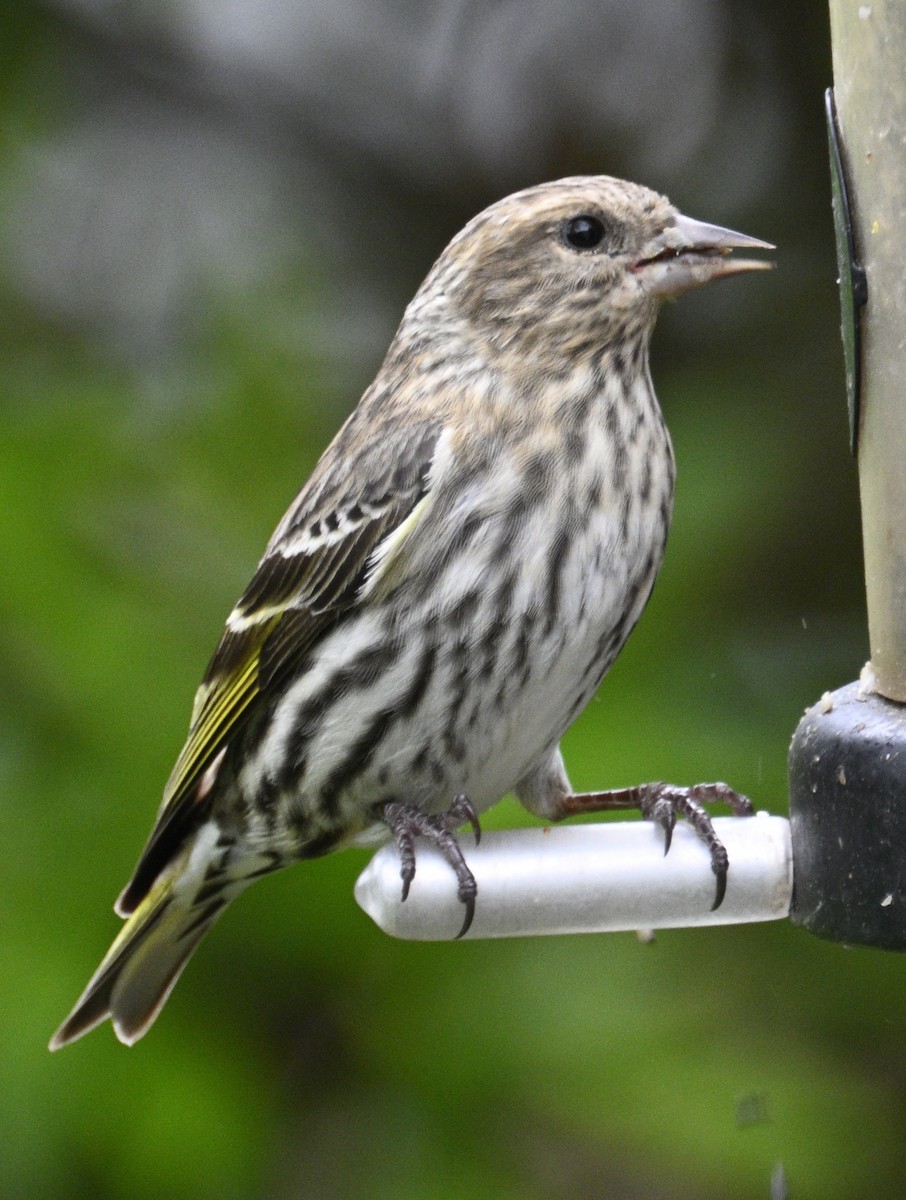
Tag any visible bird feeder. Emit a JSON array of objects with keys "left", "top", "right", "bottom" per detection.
[{"left": 788, "top": 0, "right": 906, "bottom": 950}]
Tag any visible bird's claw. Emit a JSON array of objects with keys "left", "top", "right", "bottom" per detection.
[
  {"left": 638, "top": 781, "right": 752, "bottom": 910},
  {"left": 443, "top": 792, "right": 481, "bottom": 846},
  {"left": 646, "top": 796, "right": 677, "bottom": 855},
  {"left": 382, "top": 794, "right": 481, "bottom": 937}
]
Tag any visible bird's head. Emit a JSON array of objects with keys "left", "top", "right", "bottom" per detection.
[{"left": 416, "top": 175, "right": 772, "bottom": 371}]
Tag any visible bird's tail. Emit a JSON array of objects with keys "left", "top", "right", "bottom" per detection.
[{"left": 49, "top": 866, "right": 238, "bottom": 1050}]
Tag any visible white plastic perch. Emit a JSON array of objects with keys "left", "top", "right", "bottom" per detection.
[{"left": 355, "top": 812, "right": 792, "bottom": 940}]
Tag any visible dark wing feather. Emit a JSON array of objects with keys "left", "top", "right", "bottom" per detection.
[{"left": 116, "top": 419, "right": 442, "bottom": 914}]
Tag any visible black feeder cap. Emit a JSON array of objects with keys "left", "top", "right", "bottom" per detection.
[{"left": 789, "top": 680, "right": 906, "bottom": 949}]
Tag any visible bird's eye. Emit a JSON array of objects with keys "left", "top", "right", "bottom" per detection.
[{"left": 563, "top": 215, "right": 606, "bottom": 250}]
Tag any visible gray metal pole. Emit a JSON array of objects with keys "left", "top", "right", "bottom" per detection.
[{"left": 829, "top": 0, "right": 906, "bottom": 701}]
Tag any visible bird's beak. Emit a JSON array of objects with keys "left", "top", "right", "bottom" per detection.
[{"left": 633, "top": 213, "right": 774, "bottom": 297}]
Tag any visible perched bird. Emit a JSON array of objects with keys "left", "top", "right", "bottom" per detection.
[{"left": 50, "top": 175, "right": 771, "bottom": 1050}]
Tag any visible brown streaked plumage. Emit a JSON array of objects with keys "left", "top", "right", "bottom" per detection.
[{"left": 50, "top": 176, "right": 771, "bottom": 1049}]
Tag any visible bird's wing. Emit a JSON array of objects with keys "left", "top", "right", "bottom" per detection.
[{"left": 116, "top": 418, "right": 444, "bottom": 915}]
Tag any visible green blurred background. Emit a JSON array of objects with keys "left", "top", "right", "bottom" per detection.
[{"left": 3, "top": 2, "right": 902, "bottom": 1197}]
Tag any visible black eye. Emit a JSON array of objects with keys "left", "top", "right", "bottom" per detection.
[{"left": 564, "top": 214, "right": 605, "bottom": 250}]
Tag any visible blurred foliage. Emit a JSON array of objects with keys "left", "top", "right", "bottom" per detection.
[{"left": 3, "top": 3, "right": 905, "bottom": 1199}]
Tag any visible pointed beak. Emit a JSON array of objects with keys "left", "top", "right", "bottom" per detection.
[{"left": 634, "top": 213, "right": 774, "bottom": 297}]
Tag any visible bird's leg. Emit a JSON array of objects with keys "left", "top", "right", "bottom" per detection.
[
  {"left": 382, "top": 794, "right": 482, "bottom": 937},
  {"left": 550, "top": 782, "right": 754, "bottom": 910}
]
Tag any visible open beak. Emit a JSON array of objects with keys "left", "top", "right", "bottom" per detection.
[{"left": 634, "top": 213, "right": 774, "bottom": 297}]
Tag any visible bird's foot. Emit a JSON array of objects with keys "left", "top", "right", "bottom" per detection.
[
  {"left": 382, "top": 794, "right": 481, "bottom": 937},
  {"left": 554, "top": 781, "right": 753, "bottom": 910},
  {"left": 638, "top": 782, "right": 753, "bottom": 910}
]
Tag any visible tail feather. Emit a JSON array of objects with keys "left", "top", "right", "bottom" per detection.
[{"left": 49, "top": 877, "right": 230, "bottom": 1050}]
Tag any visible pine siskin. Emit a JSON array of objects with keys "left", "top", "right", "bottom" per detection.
[{"left": 50, "top": 175, "right": 771, "bottom": 1049}]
